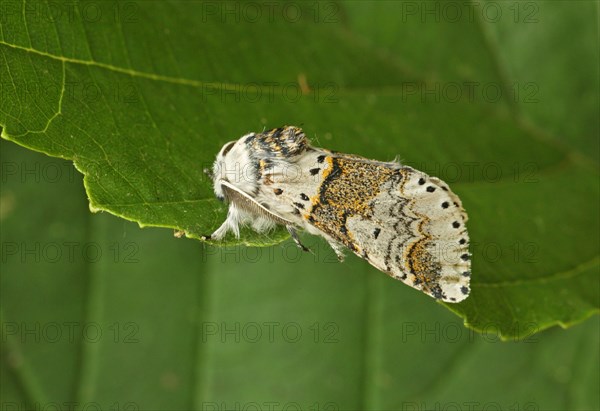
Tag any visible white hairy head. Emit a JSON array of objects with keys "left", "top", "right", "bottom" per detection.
[{"left": 211, "top": 133, "right": 258, "bottom": 201}]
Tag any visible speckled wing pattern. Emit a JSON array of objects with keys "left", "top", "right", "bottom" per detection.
[
  {"left": 208, "top": 126, "right": 471, "bottom": 303},
  {"left": 304, "top": 154, "right": 471, "bottom": 302}
]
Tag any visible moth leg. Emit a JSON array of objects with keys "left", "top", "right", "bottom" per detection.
[
  {"left": 328, "top": 240, "right": 346, "bottom": 262},
  {"left": 201, "top": 220, "right": 227, "bottom": 241},
  {"left": 287, "top": 225, "right": 311, "bottom": 253},
  {"left": 201, "top": 208, "right": 241, "bottom": 241}
]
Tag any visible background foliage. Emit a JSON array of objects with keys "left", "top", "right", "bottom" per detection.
[{"left": 1, "top": 1, "right": 598, "bottom": 410}]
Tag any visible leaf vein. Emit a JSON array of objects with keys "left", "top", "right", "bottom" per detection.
[{"left": 0, "top": 40, "right": 237, "bottom": 89}]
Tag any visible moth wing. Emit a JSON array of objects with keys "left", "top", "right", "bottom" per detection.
[{"left": 306, "top": 155, "right": 470, "bottom": 302}]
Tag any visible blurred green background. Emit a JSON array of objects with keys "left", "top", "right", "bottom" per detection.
[{"left": 1, "top": 1, "right": 599, "bottom": 410}]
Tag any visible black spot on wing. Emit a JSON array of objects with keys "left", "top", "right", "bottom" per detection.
[{"left": 431, "top": 285, "right": 445, "bottom": 300}]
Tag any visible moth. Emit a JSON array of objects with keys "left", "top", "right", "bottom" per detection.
[{"left": 204, "top": 126, "right": 471, "bottom": 302}]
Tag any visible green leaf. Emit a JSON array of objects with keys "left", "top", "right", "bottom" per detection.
[
  {"left": 2, "top": 140, "right": 599, "bottom": 409},
  {"left": 1, "top": 0, "right": 598, "bottom": 343}
]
